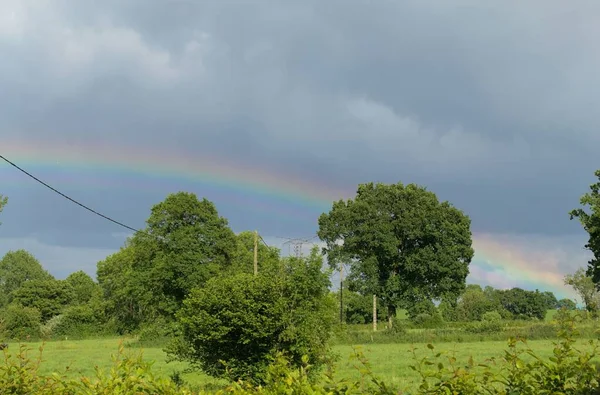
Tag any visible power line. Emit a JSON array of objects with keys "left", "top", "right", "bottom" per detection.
[
  {"left": 0, "top": 154, "right": 140, "bottom": 233},
  {"left": 258, "top": 234, "right": 270, "bottom": 248},
  {"left": 1, "top": 153, "right": 327, "bottom": 249}
]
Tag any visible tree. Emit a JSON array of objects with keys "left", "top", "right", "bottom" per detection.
[
  {"left": 570, "top": 169, "right": 600, "bottom": 284},
  {"left": 64, "top": 270, "right": 99, "bottom": 305},
  {"left": 539, "top": 290, "right": 558, "bottom": 310},
  {"left": 557, "top": 298, "right": 577, "bottom": 310},
  {"left": 317, "top": 182, "right": 474, "bottom": 326},
  {"left": 231, "top": 231, "right": 281, "bottom": 275},
  {"left": 455, "top": 285, "right": 496, "bottom": 321},
  {"left": 97, "top": 192, "right": 239, "bottom": 330},
  {"left": 0, "top": 195, "right": 7, "bottom": 226},
  {"left": 167, "top": 247, "right": 335, "bottom": 384},
  {"left": 97, "top": 243, "right": 155, "bottom": 333},
  {"left": 0, "top": 304, "right": 41, "bottom": 339},
  {"left": 564, "top": 268, "right": 600, "bottom": 315},
  {"left": 497, "top": 288, "right": 547, "bottom": 320},
  {"left": 0, "top": 250, "right": 53, "bottom": 305},
  {"left": 11, "top": 279, "right": 74, "bottom": 321}
]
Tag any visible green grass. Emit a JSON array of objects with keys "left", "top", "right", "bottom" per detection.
[{"left": 5, "top": 335, "right": 576, "bottom": 393}]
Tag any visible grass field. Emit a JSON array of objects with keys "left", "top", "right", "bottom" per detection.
[{"left": 9, "top": 335, "right": 573, "bottom": 393}]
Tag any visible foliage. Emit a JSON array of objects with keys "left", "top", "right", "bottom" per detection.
[
  {"left": 437, "top": 298, "right": 459, "bottom": 322},
  {"left": 97, "top": 244, "right": 147, "bottom": 334},
  {"left": 481, "top": 310, "right": 502, "bottom": 322},
  {"left": 230, "top": 231, "right": 281, "bottom": 276},
  {"left": 167, "top": 247, "right": 335, "bottom": 385},
  {"left": 0, "top": 304, "right": 41, "bottom": 339},
  {"left": 455, "top": 285, "right": 496, "bottom": 321},
  {"left": 64, "top": 270, "right": 99, "bottom": 305},
  {"left": 410, "top": 309, "right": 600, "bottom": 394},
  {"left": 0, "top": 250, "right": 53, "bottom": 306},
  {"left": 51, "top": 304, "right": 102, "bottom": 338},
  {"left": 564, "top": 268, "right": 600, "bottom": 315},
  {"left": 496, "top": 288, "right": 547, "bottom": 320},
  {"left": 557, "top": 298, "right": 577, "bottom": 310},
  {"left": 539, "top": 290, "right": 558, "bottom": 310},
  {"left": 0, "top": 342, "right": 194, "bottom": 394},
  {"left": 318, "top": 182, "right": 474, "bottom": 323},
  {"left": 11, "top": 279, "right": 75, "bottom": 322},
  {"left": 570, "top": 169, "right": 600, "bottom": 285},
  {"left": 97, "top": 192, "right": 239, "bottom": 331},
  {"left": 407, "top": 299, "right": 436, "bottom": 320}
]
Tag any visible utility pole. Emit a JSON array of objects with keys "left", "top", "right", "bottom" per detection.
[
  {"left": 339, "top": 262, "right": 344, "bottom": 325},
  {"left": 373, "top": 294, "right": 377, "bottom": 332},
  {"left": 253, "top": 230, "right": 258, "bottom": 276}
]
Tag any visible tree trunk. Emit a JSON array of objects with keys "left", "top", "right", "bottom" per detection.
[{"left": 387, "top": 304, "right": 396, "bottom": 329}]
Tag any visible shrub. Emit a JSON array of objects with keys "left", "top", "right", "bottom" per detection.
[
  {"left": 464, "top": 320, "right": 502, "bottom": 334},
  {"left": 481, "top": 311, "right": 502, "bottom": 322},
  {"left": 411, "top": 312, "right": 444, "bottom": 329},
  {"left": 40, "top": 314, "right": 64, "bottom": 338},
  {"left": 0, "top": 304, "right": 41, "bottom": 339},
  {"left": 167, "top": 251, "right": 335, "bottom": 385},
  {"left": 52, "top": 305, "right": 100, "bottom": 338},
  {"left": 388, "top": 317, "right": 407, "bottom": 335}
]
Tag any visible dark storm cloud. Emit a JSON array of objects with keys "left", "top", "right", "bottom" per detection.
[{"left": 1, "top": 0, "right": 599, "bottom": 256}]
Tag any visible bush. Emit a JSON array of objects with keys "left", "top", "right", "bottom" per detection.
[
  {"left": 0, "top": 304, "right": 41, "bottom": 339},
  {"left": 51, "top": 305, "right": 100, "bottom": 338},
  {"left": 411, "top": 312, "right": 444, "bottom": 329},
  {"left": 481, "top": 311, "right": 502, "bottom": 322},
  {"left": 167, "top": 252, "right": 335, "bottom": 385},
  {"left": 388, "top": 317, "right": 407, "bottom": 335},
  {"left": 464, "top": 320, "right": 502, "bottom": 334},
  {"left": 40, "top": 314, "right": 64, "bottom": 338}
]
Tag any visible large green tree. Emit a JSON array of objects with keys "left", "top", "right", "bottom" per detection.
[
  {"left": 97, "top": 192, "right": 239, "bottom": 329},
  {"left": 570, "top": 169, "right": 600, "bottom": 284},
  {"left": 11, "top": 279, "right": 74, "bottom": 321},
  {"left": 318, "top": 182, "right": 474, "bottom": 326},
  {"left": 64, "top": 270, "right": 100, "bottom": 306},
  {"left": 0, "top": 250, "right": 54, "bottom": 306},
  {"left": 97, "top": 243, "right": 151, "bottom": 333}
]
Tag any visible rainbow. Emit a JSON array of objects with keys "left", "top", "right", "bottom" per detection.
[
  {"left": 470, "top": 234, "right": 579, "bottom": 300},
  {"left": 1, "top": 139, "right": 581, "bottom": 300},
  {"left": 2, "top": 138, "right": 351, "bottom": 221}
]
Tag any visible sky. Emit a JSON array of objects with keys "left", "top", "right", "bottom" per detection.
[{"left": 1, "top": 0, "right": 598, "bottom": 300}]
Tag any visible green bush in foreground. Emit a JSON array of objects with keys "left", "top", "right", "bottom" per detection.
[
  {"left": 2, "top": 309, "right": 600, "bottom": 394},
  {"left": 166, "top": 249, "right": 335, "bottom": 385}
]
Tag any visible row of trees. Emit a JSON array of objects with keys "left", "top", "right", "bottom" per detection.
[{"left": 1, "top": 167, "right": 600, "bottom": 383}]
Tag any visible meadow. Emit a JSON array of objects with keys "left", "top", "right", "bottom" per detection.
[
  {"left": 11, "top": 309, "right": 598, "bottom": 394},
  {"left": 13, "top": 336, "right": 583, "bottom": 393}
]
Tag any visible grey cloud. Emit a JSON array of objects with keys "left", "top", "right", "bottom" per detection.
[{"left": 1, "top": 0, "right": 599, "bottom": 245}]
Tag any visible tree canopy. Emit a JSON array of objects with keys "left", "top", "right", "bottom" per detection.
[
  {"left": 97, "top": 192, "right": 240, "bottom": 331},
  {"left": 570, "top": 169, "right": 600, "bottom": 285},
  {"left": 64, "top": 270, "right": 100, "bottom": 306},
  {"left": 0, "top": 250, "right": 54, "bottom": 306},
  {"left": 317, "top": 182, "right": 474, "bottom": 322}
]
